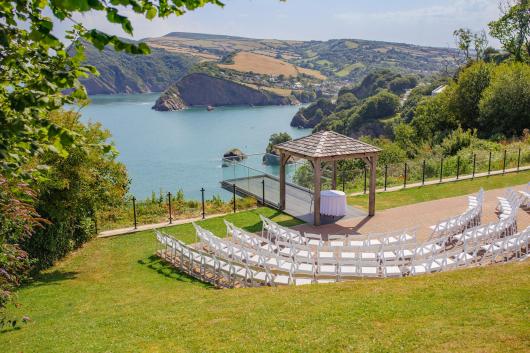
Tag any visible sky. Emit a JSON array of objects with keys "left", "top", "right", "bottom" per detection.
[{"left": 58, "top": 0, "right": 502, "bottom": 48}]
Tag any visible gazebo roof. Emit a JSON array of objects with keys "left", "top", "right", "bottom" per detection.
[{"left": 274, "top": 130, "right": 380, "bottom": 159}]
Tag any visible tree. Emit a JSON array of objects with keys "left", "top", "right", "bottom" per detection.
[
  {"left": 453, "top": 28, "right": 489, "bottom": 61},
  {"left": 411, "top": 87, "right": 459, "bottom": 143},
  {"left": 450, "top": 61, "right": 492, "bottom": 130},
  {"left": 479, "top": 62, "right": 530, "bottom": 137},
  {"left": 453, "top": 28, "right": 473, "bottom": 61},
  {"left": 0, "top": 0, "right": 223, "bottom": 325},
  {"left": 489, "top": 0, "right": 530, "bottom": 62},
  {"left": 266, "top": 133, "right": 292, "bottom": 154},
  {"left": 0, "top": 0, "right": 224, "bottom": 179},
  {"left": 393, "top": 123, "right": 418, "bottom": 158},
  {"left": 263, "top": 132, "right": 292, "bottom": 165},
  {"left": 473, "top": 30, "right": 489, "bottom": 61},
  {"left": 23, "top": 111, "right": 129, "bottom": 269}
]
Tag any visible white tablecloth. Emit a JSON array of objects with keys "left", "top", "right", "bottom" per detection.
[{"left": 320, "top": 190, "right": 347, "bottom": 217}]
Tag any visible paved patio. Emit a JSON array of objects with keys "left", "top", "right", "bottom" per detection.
[{"left": 294, "top": 184, "right": 530, "bottom": 242}]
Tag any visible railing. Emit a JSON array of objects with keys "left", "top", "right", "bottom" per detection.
[{"left": 96, "top": 147, "right": 530, "bottom": 232}]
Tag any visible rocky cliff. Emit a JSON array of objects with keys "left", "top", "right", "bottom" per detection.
[{"left": 152, "top": 73, "right": 297, "bottom": 111}]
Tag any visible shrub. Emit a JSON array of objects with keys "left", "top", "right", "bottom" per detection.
[{"left": 479, "top": 62, "right": 530, "bottom": 137}]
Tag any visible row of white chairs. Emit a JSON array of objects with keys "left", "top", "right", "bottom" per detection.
[
  {"left": 517, "top": 182, "right": 530, "bottom": 208},
  {"left": 497, "top": 188, "right": 525, "bottom": 220},
  {"left": 228, "top": 220, "right": 423, "bottom": 263},
  {"left": 260, "top": 214, "right": 417, "bottom": 247},
  {"left": 429, "top": 189, "right": 484, "bottom": 238},
  {"left": 156, "top": 231, "right": 322, "bottom": 287},
  {"left": 228, "top": 212, "right": 517, "bottom": 266},
  {"left": 157, "top": 224, "right": 529, "bottom": 285},
  {"left": 196, "top": 214, "right": 521, "bottom": 280}
]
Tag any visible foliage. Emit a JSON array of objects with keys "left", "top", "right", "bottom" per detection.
[
  {"left": 291, "top": 98, "right": 335, "bottom": 128},
  {"left": 344, "top": 90, "right": 400, "bottom": 136},
  {"left": 411, "top": 61, "right": 529, "bottom": 141},
  {"left": 453, "top": 28, "right": 489, "bottom": 61},
  {"left": 488, "top": 0, "right": 530, "bottom": 63},
  {"left": 80, "top": 43, "right": 198, "bottom": 94},
  {"left": 393, "top": 123, "right": 419, "bottom": 158},
  {"left": 399, "top": 79, "right": 448, "bottom": 122},
  {"left": 449, "top": 61, "right": 492, "bottom": 130},
  {"left": 20, "top": 111, "right": 129, "bottom": 269},
  {"left": 292, "top": 162, "right": 314, "bottom": 189},
  {"left": 340, "top": 70, "right": 418, "bottom": 99},
  {"left": 1, "top": 0, "right": 222, "bottom": 179},
  {"left": 478, "top": 62, "right": 530, "bottom": 136},
  {"left": 0, "top": 176, "right": 43, "bottom": 327},
  {"left": 293, "top": 70, "right": 413, "bottom": 135},
  {"left": 440, "top": 127, "right": 477, "bottom": 156}
]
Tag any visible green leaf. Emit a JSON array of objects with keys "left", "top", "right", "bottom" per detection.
[{"left": 146, "top": 7, "right": 157, "bottom": 20}]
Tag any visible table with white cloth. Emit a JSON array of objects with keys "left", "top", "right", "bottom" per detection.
[{"left": 319, "top": 190, "right": 347, "bottom": 217}]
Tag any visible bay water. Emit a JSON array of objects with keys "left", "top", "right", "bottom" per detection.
[{"left": 78, "top": 93, "right": 310, "bottom": 200}]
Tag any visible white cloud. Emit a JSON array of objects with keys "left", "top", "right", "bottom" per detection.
[{"left": 334, "top": 0, "right": 500, "bottom": 47}]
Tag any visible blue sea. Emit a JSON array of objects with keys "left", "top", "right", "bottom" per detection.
[{"left": 78, "top": 93, "right": 310, "bottom": 200}]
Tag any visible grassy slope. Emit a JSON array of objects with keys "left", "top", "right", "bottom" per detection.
[
  {"left": 1, "top": 208, "right": 529, "bottom": 352},
  {"left": 348, "top": 170, "right": 530, "bottom": 211}
]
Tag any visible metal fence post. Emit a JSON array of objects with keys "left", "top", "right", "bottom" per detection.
[
  {"left": 517, "top": 148, "right": 521, "bottom": 171},
  {"left": 403, "top": 162, "right": 407, "bottom": 188},
  {"left": 261, "top": 179, "right": 265, "bottom": 205},
  {"left": 488, "top": 151, "right": 492, "bottom": 175},
  {"left": 363, "top": 167, "right": 367, "bottom": 194},
  {"left": 132, "top": 196, "right": 137, "bottom": 230},
  {"left": 502, "top": 149, "right": 507, "bottom": 174},
  {"left": 384, "top": 164, "right": 388, "bottom": 191},
  {"left": 472, "top": 153, "right": 476, "bottom": 179},
  {"left": 456, "top": 156, "right": 460, "bottom": 180},
  {"left": 167, "top": 192, "right": 172, "bottom": 224},
  {"left": 422, "top": 160, "right": 426, "bottom": 186},
  {"left": 200, "top": 188, "right": 205, "bottom": 219},
  {"left": 232, "top": 183, "right": 237, "bottom": 213},
  {"left": 439, "top": 158, "right": 443, "bottom": 183}
]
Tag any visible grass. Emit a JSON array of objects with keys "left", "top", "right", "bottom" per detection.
[
  {"left": 218, "top": 51, "right": 325, "bottom": 79},
  {"left": 335, "top": 62, "right": 364, "bottom": 77},
  {"left": 348, "top": 170, "right": 530, "bottom": 211},
  {"left": 1, "top": 215, "right": 528, "bottom": 352}
]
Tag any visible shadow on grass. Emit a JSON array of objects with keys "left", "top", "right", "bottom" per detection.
[
  {"left": 138, "top": 255, "right": 213, "bottom": 289},
  {"left": 26, "top": 270, "right": 79, "bottom": 288}
]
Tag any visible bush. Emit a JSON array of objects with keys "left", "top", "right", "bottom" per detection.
[
  {"left": 450, "top": 61, "right": 492, "bottom": 130},
  {"left": 22, "top": 111, "right": 128, "bottom": 270},
  {"left": 440, "top": 127, "right": 477, "bottom": 156},
  {"left": 479, "top": 62, "right": 530, "bottom": 137}
]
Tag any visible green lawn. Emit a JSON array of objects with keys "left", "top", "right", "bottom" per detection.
[
  {"left": 349, "top": 170, "right": 530, "bottom": 211},
  {"left": 1, "top": 207, "right": 529, "bottom": 352}
]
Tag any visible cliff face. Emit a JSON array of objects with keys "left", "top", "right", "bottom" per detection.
[{"left": 152, "top": 73, "right": 297, "bottom": 111}]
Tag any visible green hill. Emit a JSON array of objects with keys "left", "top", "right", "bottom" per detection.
[{"left": 80, "top": 32, "right": 458, "bottom": 95}]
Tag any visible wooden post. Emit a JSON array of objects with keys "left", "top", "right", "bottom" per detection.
[
  {"left": 313, "top": 158, "right": 321, "bottom": 226},
  {"left": 331, "top": 161, "right": 337, "bottom": 189},
  {"left": 279, "top": 152, "right": 287, "bottom": 210},
  {"left": 368, "top": 155, "right": 377, "bottom": 217}
]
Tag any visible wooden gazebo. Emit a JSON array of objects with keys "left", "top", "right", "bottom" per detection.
[{"left": 274, "top": 131, "right": 381, "bottom": 226}]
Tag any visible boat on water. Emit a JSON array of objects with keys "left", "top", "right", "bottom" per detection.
[{"left": 207, "top": 105, "right": 214, "bottom": 111}]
